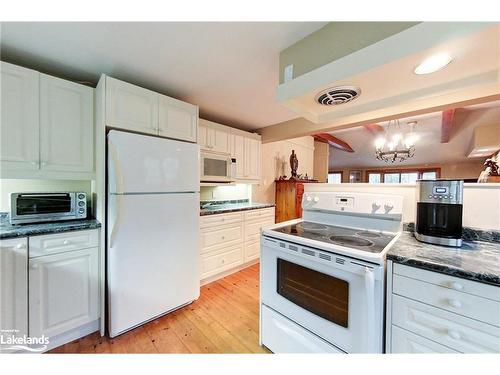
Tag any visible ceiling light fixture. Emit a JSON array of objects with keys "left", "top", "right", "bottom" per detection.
[
  {"left": 375, "top": 120, "right": 417, "bottom": 163},
  {"left": 414, "top": 53, "right": 453, "bottom": 75}
]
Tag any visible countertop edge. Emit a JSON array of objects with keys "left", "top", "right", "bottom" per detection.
[
  {"left": 387, "top": 254, "right": 500, "bottom": 286},
  {"left": 0, "top": 220, "right": 102, "bottom": 240},
  {"left": 200, "top": 204, "right": 275, "bottom": 216}
]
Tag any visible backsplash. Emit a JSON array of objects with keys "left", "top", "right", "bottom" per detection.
[{"left": 200, "top": 184, "right": 252, "bottom": 201}]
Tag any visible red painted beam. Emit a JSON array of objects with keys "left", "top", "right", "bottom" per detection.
[
  {"left": 313, "top": 133, "right": 354, "bottom": 153},
  {"left": 363, "top": 123, "right": 384, "bottom": 135},
  {"left": 441, "top": 109, "right": 456, "bottom": 143}
]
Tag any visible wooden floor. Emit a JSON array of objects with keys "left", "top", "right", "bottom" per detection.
[{"left": 50, "top": 263, "right": 269, "bottom": 354}]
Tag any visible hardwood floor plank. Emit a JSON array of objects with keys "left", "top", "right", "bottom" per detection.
[{"left": 48, "top": 263, "right": 267, "bottom": 354}]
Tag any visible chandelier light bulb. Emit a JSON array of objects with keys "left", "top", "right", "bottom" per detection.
[
  {"left": 375, "top": 138, "right": 385, "bottom": 150},
  {"left": 392, "top": 133, "right": 402, "bottom": 143}
]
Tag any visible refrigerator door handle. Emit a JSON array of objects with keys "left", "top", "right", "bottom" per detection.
[
  {"left": 109, "top": 194, "right": 123, "bottom": 248},
  {"left": 108, "top": 140, "right": 125, "bottom": 194}
]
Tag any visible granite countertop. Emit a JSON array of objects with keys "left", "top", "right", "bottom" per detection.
[
  {"left": 388, "top": 230, "right": 500, "bottom": 286},
  {"left": 200, "top": 200, "right": 275, "bottom": 216},
  {"left": 0, "top": 213, "right": 101, "bottom": 239}
]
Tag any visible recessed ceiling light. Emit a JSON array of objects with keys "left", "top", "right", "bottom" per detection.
[{"left": 414, "top": 53, "right": 453, "bottom": 75}]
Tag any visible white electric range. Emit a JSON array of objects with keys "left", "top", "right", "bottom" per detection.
[{"left": 260, "top": 191, "right": 403, "bottom": 353}]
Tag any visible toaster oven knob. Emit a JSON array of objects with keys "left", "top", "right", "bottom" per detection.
[
  {"left": 78, "top": 201, "right": 85, "bottom": 207},
  {"left": 78, "top": 193, "right": 85, "bottom": 200},
  {"left": 78, "top": 208, "right": 85, "bottom": 214}
]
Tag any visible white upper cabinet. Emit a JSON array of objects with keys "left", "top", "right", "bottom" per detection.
[
  {"left": 0, "top": 62, "right": 39, "bottom": 171},
  {"left": 158, "top": 95, "right": 198, "bottom": 142},
  {"left": 244, "top": 137, "right": 261, "bottom": 180},
  {"left": 40, "top": 74, "right": 94, "bottom": 173},
  {"left": 104, "top": 76, "right": 199, "bottom": 143},
  {"left": 198, "top": 119, "right": 231, "bottom": 154},
  {"left": 105, "top": 76, "right": 159, "bottom": 135},
  {"left": 231, "top": 133, "right": 245, "bottom": 179}
]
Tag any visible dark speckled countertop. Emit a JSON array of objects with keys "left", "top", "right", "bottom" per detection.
[
  {"left": 388, "top": 230, "right": 500, "bottom": 286},
  {"left": 200, "top": 199, "right": 275, "bottom": 216},
  {"left": 0, "top": 213, "right": 101, "bottom": 239}
]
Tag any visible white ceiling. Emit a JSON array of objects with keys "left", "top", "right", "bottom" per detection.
[
  {"left": 328, "top": 103, "right": 500, "bottom": 168},
  {"left": 0, "top": 22, "right": 326, "bottom": 130}
]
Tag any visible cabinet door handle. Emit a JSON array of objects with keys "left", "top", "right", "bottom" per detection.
[
  {"left": 15, "top": 243, "right": 26, "bottom": 250},
  {"left": 447, "top": 329, "right": 461, "bottom": 340},
  {"left": 30, "top": 263, "right": 38, "bottom": 269},
  {"left": 63, "top": 240, "right": 71, "bottom": 245},
  {"left": 450, "top": 282, "right": 464, "bottom": 291},
  {"left": 448, "top": 299, "right": 462, "bottom": 308}
]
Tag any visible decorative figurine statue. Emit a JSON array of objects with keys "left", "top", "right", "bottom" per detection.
[
  {"left": 289, "top": 150, "right": 298, "bottom": 179},
  {"left": 478, "top": 151, "right": 500, "bottom": 182}
]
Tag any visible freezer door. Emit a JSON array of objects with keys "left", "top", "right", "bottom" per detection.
[
  {"left": 108, "top": 130, "right": 199, "bottom": 194},
  {"left": 107, "top": 193, "right": 200, "bottom": 337}
]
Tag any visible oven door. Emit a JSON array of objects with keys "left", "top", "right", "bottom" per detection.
[
  {"left": 10, "top": 193, "right": 76, "bottom": 224},
  {"left": 200, "top": 152, "right": 233, "bottom": 182},
  {"left": 261, "top": 236, "right": 384, "bottom": 353}
]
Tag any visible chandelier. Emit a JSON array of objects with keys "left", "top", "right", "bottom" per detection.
[{"left": 375, "top": 119, "right": 417, "bottom": 163}]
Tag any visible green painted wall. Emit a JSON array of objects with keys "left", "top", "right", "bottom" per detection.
[{"left": 279, "top": 22, "right": 420, "bottom": 83}]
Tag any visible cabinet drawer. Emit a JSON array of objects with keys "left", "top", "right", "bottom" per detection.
[
  {"left": 393, "top": 274, "right": 500, "bottom": 326},
  {"left": 393, "top": 263, "right": 499, "bottom": 301},
  {"left": 200, "top": 212, "right": 242, "bottom": 228},
  {"left": 245, "top": 217, "right": 274, "bottom": 240},
  {"left": 29, "top": 229, "right": 99, "bottom": 258},
  {"left": 244, "top": 208, "right": 274, "bottom": 221},
  {"left": 391, "top": 325, "right": 458, "bottom": 353},
  {"left": 201, "top": 245, "right": 243, "bottom": 279},
  {"left": 200, "top": 225, "right": 242, "bottom": 250},
  {"left": 392, "top": 295, "right": 500, "bottom": 353}
]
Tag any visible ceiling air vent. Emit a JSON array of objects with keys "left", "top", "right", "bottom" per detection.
[{"left": 315, "top": 86, "right": 361, "bottom": 106}]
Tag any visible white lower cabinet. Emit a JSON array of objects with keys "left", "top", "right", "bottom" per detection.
[
  {"left": 387, "top": 261, "right": 500, "bottom": 353},
  {"left": 29, "top": 246, "right": 99, "bottom": 338},
  {"left": 0, "top": 237, "right": 28, "bottom": 353},
  {"left": 200, "top": 207, "right": 275, "bottom": 283}
]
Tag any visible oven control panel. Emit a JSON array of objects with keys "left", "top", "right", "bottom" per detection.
[{"left": 302, "top": 192, "right": 403, "bottom": 219}]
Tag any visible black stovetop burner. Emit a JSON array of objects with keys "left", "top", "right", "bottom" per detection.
[{"left": 272, "top": 221, "right": 395, "bottom": 253}]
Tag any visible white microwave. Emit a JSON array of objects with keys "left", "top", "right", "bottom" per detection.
[{"left": 200, "top": 151, "right": 234, "bottom": 183}]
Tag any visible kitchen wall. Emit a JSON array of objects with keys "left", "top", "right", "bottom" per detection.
[
  {"left": 332, "top": 160, "right": 486, "bottom": 182},
  {"left": 200, "top": 184, "right": 252, "bottom": 202},
  {"left": 305, "top": 183, "right": 500, "bottom": 230},
  {"left": 0, "top": 179, "right": 92, "bottom": 212},
  {"left": 313, "top": 141, "right": 329, "bottom": 182},
  {"left": 252, "top": 136, "right": 315, "bottom": 203}
]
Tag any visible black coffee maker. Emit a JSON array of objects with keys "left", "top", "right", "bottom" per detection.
[{"left": 415, "top": 179, "right": 464, "bottom": 247}]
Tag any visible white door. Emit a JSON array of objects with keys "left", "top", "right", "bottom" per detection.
[
  {"left": 108, "top": 130, "right": 199, "bottom": 193},
  {"left": 244, "top": 137, "right": 260, "bottom": 180},
  {"left": 231, "top": 133, "right": 245, "bottom": 179},
  {"left": 0, "top": 62, "right": 39, "bottom": 171},
  {"left": 107, "top": 193, "right": 200, "bottom": 337},
  {"left": 29, "top": 248, "right": 99, "bottom": 338},
  {"left": 39, "top": 74, "right": 94, "bottom": 173},
  {"left": 105, "top": 76, "right": 158, "bottom": 134},
  {"left": 212, "top": 127, "right": 231, "bottom": 154},
  {"left": 158, "top": 95, "right": 198, "bottom": 142},
  {"left": 0, "top": 237, "right": 28, "bottom": 353}
]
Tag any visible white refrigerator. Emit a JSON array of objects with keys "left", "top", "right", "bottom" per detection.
[{"left": 107, "top": 130, "right": 200, "bottom": 338}]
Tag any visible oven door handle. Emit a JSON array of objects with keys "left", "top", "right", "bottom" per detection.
[{"left": 364, "top": 266, "right": 376, "bottom": 353}]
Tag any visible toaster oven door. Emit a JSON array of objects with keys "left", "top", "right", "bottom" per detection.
[{"left": 11, "top": 193, "right": 75, "bottom": 223}]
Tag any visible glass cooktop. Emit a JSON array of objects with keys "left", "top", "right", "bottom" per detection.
[{"left": 272, "top": 221, "right": 396, "bottom": 254}]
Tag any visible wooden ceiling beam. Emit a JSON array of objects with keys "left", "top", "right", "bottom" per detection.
[
  {"left": 313, "top": 133, "right": 354, "bottom": 153},
  {"left": 363, "top": 123, "right": 384, "bottom": 135},
  {"left": 441, "top": 109, "right": 456, "bottom": 143}
]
